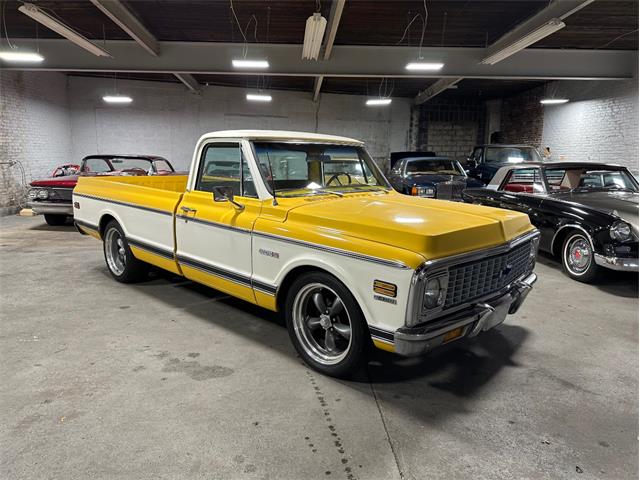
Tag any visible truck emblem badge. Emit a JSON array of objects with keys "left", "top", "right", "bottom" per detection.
[
  {"left": 259, "top": 248, "right": 280, "bottom": 259},
  {"left": 501, "top": 263, "right": 513, "bottom": 278}
]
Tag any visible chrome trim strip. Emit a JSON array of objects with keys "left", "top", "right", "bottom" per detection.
[
  {"left": 73, "top": 193, "right": 173, "bottom": 217},
  {"left": 594, "top": 253, "right": 639, "bottom": 272},
  {"left": 253, "top": 231, "right": 410, "bottom": 270},
  {"left": 175, "top": 214, "right": 251, "bottom": 234},
  {"left": 405, "top": 229, "right": 540, "bottom": 327}
]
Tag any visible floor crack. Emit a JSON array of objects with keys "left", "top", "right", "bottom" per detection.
[{"left": 367, "top": 366, "right": 404, "bottom": 480}]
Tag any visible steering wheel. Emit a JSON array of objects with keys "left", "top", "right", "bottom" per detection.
[
  {"left": 326, "top": 172, "right": 352, "bottom": 186},
  {"left": 604, "top": 181, "right": 622, "bottom": 189}
]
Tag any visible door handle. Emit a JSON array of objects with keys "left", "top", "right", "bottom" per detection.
[{"left": 180, "top": 206, "right": 197, "bottom": 214}]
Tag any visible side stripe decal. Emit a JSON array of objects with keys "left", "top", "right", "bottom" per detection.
[
  {"left": 175, "top": 214, "right": 250, "bottom": 234},
  {"left": 74, "top": 219, "right": 99, "bottom": 232},
  {"left": 252, "top": 231, "right": 409, "bottom": 270},
  {"left": 80, "top": 193, "right": 409, "bottom": 270},
  {"left": 369, "top": 326, "right": 395, "bottom": 342},
  {"left": 74, "top": 193, "right": 173, "bottom": 217},
  {"left": 127, "top": 238, "right": 175, "bottom": 260}
]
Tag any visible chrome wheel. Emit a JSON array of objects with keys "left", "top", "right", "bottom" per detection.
[
  {"left": 565, "top": 235, "right": 592, "bottom": 275},
  {"left": 105, "top": 227, "right": 127, "bottom": 276},
  {"left": 292, "top": 283, "right": 352, "bottom": 366}
]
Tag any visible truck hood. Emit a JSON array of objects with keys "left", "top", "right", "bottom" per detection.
[{"left": 285, "top": 193, "right": 533, "bottom": 259}]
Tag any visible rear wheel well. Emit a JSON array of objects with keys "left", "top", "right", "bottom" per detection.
[{"left": 99, "top": 214, "right": 117, "bottom": 238}]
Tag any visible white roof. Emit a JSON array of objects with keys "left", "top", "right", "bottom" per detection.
[{"left": 201, "top": 130, "right": 363, "bottom": 145}]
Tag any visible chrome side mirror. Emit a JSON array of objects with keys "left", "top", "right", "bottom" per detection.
[{"left": 212, "top": 186, "right": 244, "bottom": 211}]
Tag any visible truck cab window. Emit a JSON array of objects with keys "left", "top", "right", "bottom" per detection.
[{"left": 196, "top": 143, "right": 256, "bottom": 198}]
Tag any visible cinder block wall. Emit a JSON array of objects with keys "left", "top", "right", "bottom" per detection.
[
  {"left": 0, "top": 72, "right": 72, "bottom": 213},
  {"left": 541, "top": 80, "right": 639, "bottom": 170},
  {"left": 67, "top": 76, "right": 412, "bottom": 172},
  {"left": 416, "top": 99, "right": 486, "bottom": 161}
]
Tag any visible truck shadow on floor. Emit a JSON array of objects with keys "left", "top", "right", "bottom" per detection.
[{"left": 126, "top": 267, "right": 529, "bottom": 403}]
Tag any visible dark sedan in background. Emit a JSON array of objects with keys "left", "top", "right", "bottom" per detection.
[
  {"left": 388, "top": 155, "right": 484, "bottom": 201},
  {"left": 463, "top": 162, "right": 638, "bottom": 282},
  {"left": 466, "top": 144, "right": 543, "bottom": 185}
]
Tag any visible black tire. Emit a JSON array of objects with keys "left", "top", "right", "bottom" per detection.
[
  {"left": 561, "top": 231, "right": 599, "bottom": 283},
  {"left": 102, "top": 220, "right": 148, "bottom": 283},
  {"left": 285, "top": 271, "right": 370, "bottom": 378},
  {"left": 44, "top": 214, "right": 68, "bottom": 226}
]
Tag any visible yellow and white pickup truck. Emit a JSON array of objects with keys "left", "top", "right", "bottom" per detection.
[{"left": 74, "top": 130, "right": 539, "bottom": 377}]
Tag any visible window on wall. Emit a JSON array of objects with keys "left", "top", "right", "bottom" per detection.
[{"left": 195, "top": 143, "right": 257, "bottom": 198}]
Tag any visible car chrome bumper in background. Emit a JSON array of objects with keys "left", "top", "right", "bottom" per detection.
[
  {"left": 27, "top": 201, "right": 73, "bottom": 216},
  {"left": 394, "top": 272, "right": 537, "bottom": 356},
  {"left": 594, "top": 254, "right": 639, "bottom": 272}
]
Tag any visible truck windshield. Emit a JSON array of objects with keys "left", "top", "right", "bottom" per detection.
[
  {"left": 405, "top": 159, "right": 464, "bottom": 175},
  {"left": 252, "top": 142, "right": 388, "bottom": 197},
  {"left": 485, "top": 147, "right": 541, "bottom": 164}
]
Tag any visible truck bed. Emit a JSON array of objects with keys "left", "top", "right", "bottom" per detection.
[{"left": 73, "top": 175, "right": 190, "bottom": 274}]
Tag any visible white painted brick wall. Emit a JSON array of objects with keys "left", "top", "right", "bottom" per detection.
[
  {"left": 0, "top": 72, "right": 72, "bottom": 210},
  {"left": 542, "top": 80, "right": 639, "bottom": 171},
  {"left": 425, "top": 121, "right": 478, "bottom": 160},
  {"left": 68, "top": 76, "right": 412, "bottom": 172}
]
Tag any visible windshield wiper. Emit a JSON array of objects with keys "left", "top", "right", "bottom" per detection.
[{"left": 312, "top": 189, "right": 344, "bottom": 197}]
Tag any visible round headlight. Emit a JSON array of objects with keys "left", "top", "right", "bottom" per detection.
[
  {"left": 27, "top": 189, "right": 38, "bottom": 200},
  {"left": 610, "top": 221, "right": 632, "bottom": 242},
  {"left": 423, "top": 277, "right": 446, "bottom": 310},
  {"left": 37, "top": 189, "right": 49, "bottom": 200}
]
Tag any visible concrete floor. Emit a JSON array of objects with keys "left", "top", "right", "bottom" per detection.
[{"left": 1, "top": 215, "right": 638, "bottom": 480}]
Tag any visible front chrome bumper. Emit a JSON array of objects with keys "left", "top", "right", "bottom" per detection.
[
  {"left": 594, "top": 254, "right": 639, "bottom": 272},
  {"left": 394, "top": 272, "right": 537, "bottom": 356},
  {"left": 27, "top": 201, "right": 73, "bottom": 216}
]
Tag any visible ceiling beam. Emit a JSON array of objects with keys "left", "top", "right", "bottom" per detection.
[
  {"left": 174, "top": 73, "right": 201, "bottom": 93},
  {"left": 1, "top": 40, "right": 635, "bottom": 80},
  {"left": 414, "top": 78, "right": 463, "bottom": 105},
  {"left": 481, "top": 0, "right": 594, "bottom": 65},
  {"left": 313, "top": 76, "right": 324, "bottom": 102},
  {"left": 89, "top": 0, "right": 159, "bottom": 56},
  {"left": 311, "top": 0, "right": 345, "bottom": 101},
  {"left": 323, "top": 0, "right": 345, "bottom": 60}
]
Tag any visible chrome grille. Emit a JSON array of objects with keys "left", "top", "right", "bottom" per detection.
[
  {"left": 435, "top": 181, "right": 466, "bottom": 200},
  {"left": 444, "top": 241, "right": 532, "bottom": 308}
]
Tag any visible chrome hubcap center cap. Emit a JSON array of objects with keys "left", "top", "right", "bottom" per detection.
[{"left": 319, "top": 314, "right": 332, "bottom": 329}]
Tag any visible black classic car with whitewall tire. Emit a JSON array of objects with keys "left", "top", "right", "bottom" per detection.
[{"left": 462, "top": 162, "right": 638, "bottom": 283}]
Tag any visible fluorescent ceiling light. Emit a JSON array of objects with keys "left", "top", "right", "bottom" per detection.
[
  {"left": 480, "top": 18, "right": 565, "bottom": 65},
  {"left": 366, "top": 98, "right": 392, "bottom": 106},
  {"left": 302, "top": 12, "right": 327, "bottom": 60},
  {"left": 246, "top": 93, "right": 272, "bottom": 102},
  {"left": 103, "top": 95, "right": 133, "bottom": 104},
  {"left": 232, "top": 59, "right": 269, "bottom": 69},
  {"left": 18, "top": 3, "right": 112, "bottom": 58},
  {"left": 540, "top": 98, "right": 569, "bottom": 105},
  {"left": 405, "top": 62, "right": 444, "bottom": 71},
  {"left": 0, "top": 51, "right": 44, "bottom": 62}
]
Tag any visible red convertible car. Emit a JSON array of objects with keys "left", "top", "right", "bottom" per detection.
[{"left": 27, "top": 154, "right": 179, "bottom": 225}]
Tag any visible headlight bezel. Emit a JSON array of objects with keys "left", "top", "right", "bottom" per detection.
[
  {"left": 610, "top": 221, "right": 633, "bottom": 242},
  {"left": 36, "top": 189, "right": 50, "bottom": 200}
]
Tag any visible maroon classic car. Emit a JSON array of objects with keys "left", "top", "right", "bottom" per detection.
[{"left": 27, "top": 154, "right": 178, "bottom": 225}]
